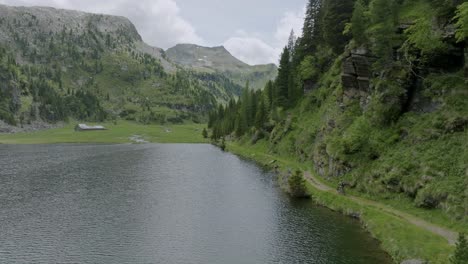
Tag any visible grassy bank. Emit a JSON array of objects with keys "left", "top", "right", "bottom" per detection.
[
  {"left": 0, "top": 121, "right": 208, "bottom": 144},
  {"left": 226, "top": 141, "right": 455, "bottom": 264}
]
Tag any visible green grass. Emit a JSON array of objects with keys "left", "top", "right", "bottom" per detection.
[
  {"left": 0, "top": 121, "right": 208, "bottom": 144},
  {"left": 307, "top": 182, "right": 452, "bottom": 263},
  {"left": 226, "top": 141, "right": 456, "bottom": 264}
]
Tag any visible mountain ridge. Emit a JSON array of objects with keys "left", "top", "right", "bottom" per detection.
[
  {"left": 0, "top": 4, "right": 253, "bottom": 127},
  {"left": 166, "top": 43, "right": 277, "bottom": 90}
]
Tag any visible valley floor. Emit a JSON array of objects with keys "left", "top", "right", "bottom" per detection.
[
  {"left": 0, "top": 121, "right": 208, "bottom": 144},
  {"left": 226, "top": 141, "right": 465, "bottom": 264}
]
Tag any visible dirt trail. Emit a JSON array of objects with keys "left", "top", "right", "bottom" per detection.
[{"left": 303, "top": 171, "right": 458, "bottom": 245}]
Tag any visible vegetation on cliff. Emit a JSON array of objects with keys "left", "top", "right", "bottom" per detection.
[{"left": 209, "top": 0, "right": 467, "bottom": 260}]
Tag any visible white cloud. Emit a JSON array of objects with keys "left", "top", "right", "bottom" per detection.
[
  {"left": 0, "top": 0, "right": 305, "bottom": 64},
  {"left": 224, "top": 36, "right": 280, "bottom": 65},
  {"left": 0, "top": 0, "right": 204, "bottom": 48},
  {"left": 274, "top": 7, "right": 305, "bottom": 46},
  {"left": 223, "top": 7, "right": 305, "bottom": 65}
]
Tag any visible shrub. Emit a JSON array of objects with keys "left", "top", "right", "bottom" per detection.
[
  {"left": 415, "top": 186, "right": 448, "bottom": 209},
  {"left": 450, "top": 233, "right": 468, "bottom": 264},
  {"left": 288, "top": 170, "right": 310, "bottom": 198}
]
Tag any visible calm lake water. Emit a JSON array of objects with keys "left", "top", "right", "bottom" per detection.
[{"left": 0, "top": 144, "right": 391, "bottom": 263}]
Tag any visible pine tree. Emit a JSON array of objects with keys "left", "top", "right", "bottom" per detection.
[
  {"left": 275, "top": 46, "right": 291, "bottom": 108},
  {"left": 287, "top": 29, "right": 297, "bottom": 58},
  {"left": 321, "top": 0, "right": 355, "bottom": 54},
  {"left": 288, "top": 170, "right": 309, "bottom": 198},
  {"left": 264, "top": 80, "right": 274, "bottom": 110},
  {"left": 235, "top": 113, "right": 247, "bottom": 137},
  {"left": 369, "top": 0, "right": 398, "bottom": 63},
  {"left": 254, "top": 99, "right": 267, "bottom": 129},
  {"left": 300, "top": 0, "right": 322, "bottom": 57},
  {"left": 286, "top": 30, "right": 300, "bottom": 106},
  {"left": 351, "top": 0, "right": 369, "bottom": 46},
  {"left": 249, "top": 89, "right": 258, "bottom": 127}
]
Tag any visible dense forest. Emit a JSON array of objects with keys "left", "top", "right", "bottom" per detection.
[{"left": 209, "top": 0, "right": 467, "bottom": 231}]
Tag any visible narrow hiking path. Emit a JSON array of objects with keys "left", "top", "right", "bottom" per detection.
[{"left": 303, "top": 171, "right": 458, "bottom": 245}]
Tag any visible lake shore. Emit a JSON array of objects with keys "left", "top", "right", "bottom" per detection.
[
  {"left": 0, "top": 121, "right": 208, "bottom": 144},
  {"left": 225, "top": 141, "right": 456, "bottom": 264},
  {"left": 0, "top": 122, "right": 457, "bottom": 263}
]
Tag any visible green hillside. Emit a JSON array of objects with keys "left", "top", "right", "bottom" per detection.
[
  {"left": 0, "top": 4, "right": 243, "bottom": 127},
  {"left": 209, "top": 0, "right": 468, "bottom": 262}
]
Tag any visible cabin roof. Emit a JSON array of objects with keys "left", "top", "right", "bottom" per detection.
[{"left": 75, "top": 124, "right": 106, "bottom": 130}]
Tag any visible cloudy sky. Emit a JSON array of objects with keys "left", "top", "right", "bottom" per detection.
[{"left": 0, "top": 0, "right": 306, "bottom": 65}]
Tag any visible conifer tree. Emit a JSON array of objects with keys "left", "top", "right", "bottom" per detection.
[
  {"left": 286, "top": 30, "right": 301, "bottom": 106},
  {"left": 351, "top": 0, "right": 368, "bottom": 46},
  {"left": 264, "top": 80, "right": 274, "bottom": 110},
  {"left": 369, "top": 0, "right": 398, "bottom": 63},
  {"left": 275, "top": 46, "right": 291, "bottom": 108},
  {"left": 321, "top": 0, "right": 355, "bottom": 54},
  {"left": 287, "top": 29, "right": 297, "bottom": 58},
  {"left": 254, "top": 98, "right": 267, "bottom": 129},
  {"left": 299, "top": 0, "right": 322, "bottom": 57}
]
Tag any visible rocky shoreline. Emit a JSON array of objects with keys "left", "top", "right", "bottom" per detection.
[{"left": 0, "top": 121, "right": 64, "bottom": 134}]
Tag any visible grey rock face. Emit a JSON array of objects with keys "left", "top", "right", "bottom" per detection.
[
  {"left": 0, "top": 4, "right": 141, "bottom": 42},
  {"left": 400, "top": 259, "right": 428, "bottom": 264},
  {"left": 341, "top": 48, "right": 373, "bottom": 92},
  {"left": 0, "top": 4, "right": 173, "bottom": 70}
]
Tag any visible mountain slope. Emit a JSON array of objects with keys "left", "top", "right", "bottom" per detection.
[
  {"left": 166, "top": 44, "right": 277, "bottom": 90},
  {"left": 0, "top": 4, "right": 243, "bottom": 127},
  {"left": 209, "top": 0, "right": 468, "bottom": 262}
]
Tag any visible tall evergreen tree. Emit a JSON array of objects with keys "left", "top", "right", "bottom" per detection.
[
  {"left": 255, "top": 99, "right": 267, "bottom": 129},
  {"left": 275, "top": 46, "right": 291, "bottom": 108},
  {"left": 264, "top": 80, "right": 274, "bottom": 110},
  {"left": 320, "top": 0, "right": 355, "bottom": 54},
  {"left": 351, "top": 0, "right": 369, "bottom": 46},
  {"left": 286, "top": 30, "right": 301, "bottom": 106},
  {"left": 287, "top": 29, "right": 297, "bottom": 57},
  {"left": 369, "top": 0, "right": 398, "bottom": 63},
  {"left": 299, "top": 0, "right": 322, "bottom": 57}
]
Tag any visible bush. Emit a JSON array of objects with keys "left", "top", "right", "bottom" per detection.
[
  {"left": 414, "top": 186, "right": 448, "bottom": 209},
  {"left": 0, "top": 110, "right": 16, "bottom": 125},
  {"left": 450, "top": 233, "right": 468, "bottom": 264},
  {"left": 288, "top": 170, "right": 310, "bottom": 198}
]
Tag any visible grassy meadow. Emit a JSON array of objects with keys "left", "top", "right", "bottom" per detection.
[{"left": 0, "top": 121, "right": 208, "bottom": 144}]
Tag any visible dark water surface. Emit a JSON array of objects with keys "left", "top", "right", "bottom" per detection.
[{"left": 0, "top": 144, "right": 391, "bottom": 263}]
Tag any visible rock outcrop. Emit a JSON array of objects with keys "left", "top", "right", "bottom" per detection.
[{"left": 341, "top": 47, "right": 375, "bottom": 107}]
